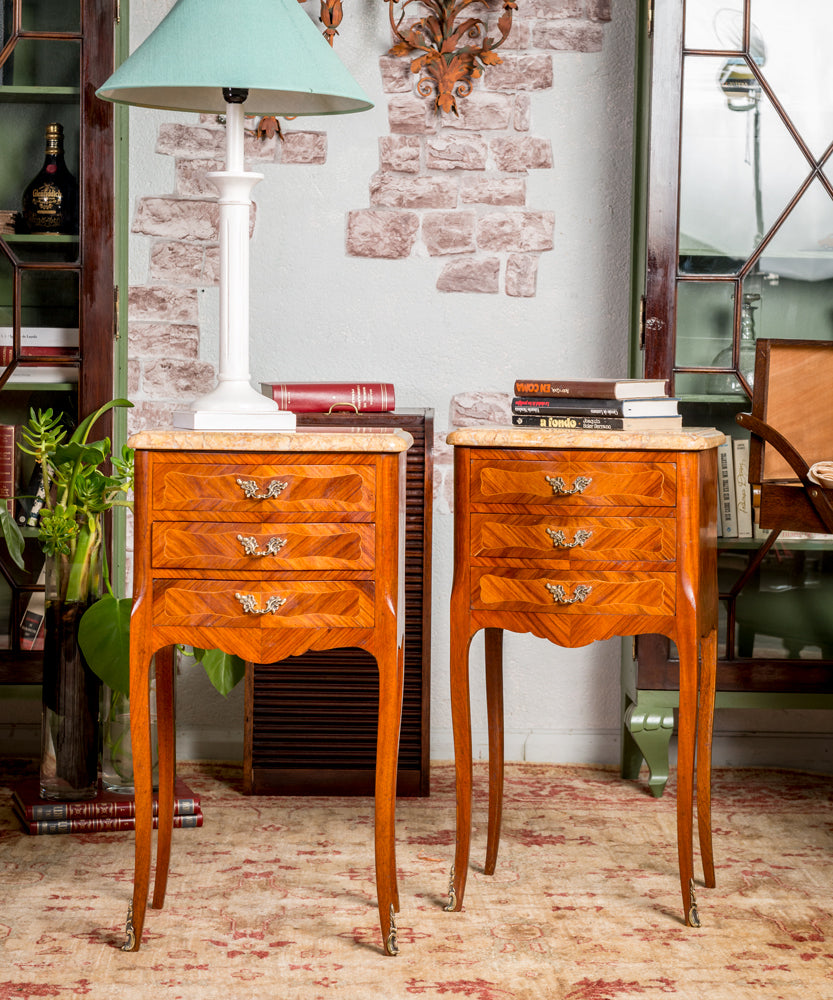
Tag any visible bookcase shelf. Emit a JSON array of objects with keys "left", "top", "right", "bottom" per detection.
[{"left": 0, "top": 1, "right": 124, "bottom": 684}]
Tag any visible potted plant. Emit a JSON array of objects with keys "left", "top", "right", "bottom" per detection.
[{"left": 0, "top": 402, "right": 245, "bottom": 799}]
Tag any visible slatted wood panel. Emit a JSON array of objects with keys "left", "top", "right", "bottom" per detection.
[{"left": 244, "top": 410, "right": 433, "bottom": 796}]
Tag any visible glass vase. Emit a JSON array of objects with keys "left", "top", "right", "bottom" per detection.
[
  {"left": 101, "top": 676, "right": 159, "bottom": 795},
  {"left": 39, "top": 527, "right": 104, "bottom": 801}
]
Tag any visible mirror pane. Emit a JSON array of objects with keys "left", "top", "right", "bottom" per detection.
[
  {"left": 675, "top": 280, "right": 736, "bottom": 392},
  {"left": 20, "top": 1, "right": 80, "bottom": 33},
  {"left": 680, "top": 54, "right": 811, "bottom": 274},
  {"left": 751, "top": 0, "right": 833, "bottom": 158}
]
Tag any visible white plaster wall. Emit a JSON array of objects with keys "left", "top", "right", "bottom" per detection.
[{"left": 118, "top": 0, "right": 831, "bottom": 773}]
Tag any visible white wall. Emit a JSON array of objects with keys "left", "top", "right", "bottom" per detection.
[{"left": 6, "top": 0, "right": 828, "bottom": 774}]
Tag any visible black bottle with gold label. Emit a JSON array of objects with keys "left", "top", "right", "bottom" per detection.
[{"left": 21, "top": 123, "right": 79, "bottom": 235}]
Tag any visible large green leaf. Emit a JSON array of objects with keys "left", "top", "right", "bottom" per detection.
[
  {"left": 78, "top": 594, "right": 132, "bottom": 694},
  {"left": 192, "top": 647, "right": 246, "bottom": 697},
  {"left": 0, "top": 507, "right": 25, "bottom": 570}
]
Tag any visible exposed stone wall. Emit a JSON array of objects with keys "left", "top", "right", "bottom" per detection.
[
  {"left": 346, "top": 0, "right": 612, "bottom": 295},
  {"left": 126, "top": 123, "right": 328, "bottom": 431}
]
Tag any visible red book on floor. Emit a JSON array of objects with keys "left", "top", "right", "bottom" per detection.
[
  {"left": 12, "top": 775, "right": 201, "bottom": 823},
  {"left": 14, "top": 808, "right": 203, "bottom": 835}
]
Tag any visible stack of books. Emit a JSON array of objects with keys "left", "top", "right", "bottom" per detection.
[
  {"left": 510, "top": 377, "right": 682, "bottom": 430},
  {"left": 13, "top": 776, "right": 203, "bottom": 835}
]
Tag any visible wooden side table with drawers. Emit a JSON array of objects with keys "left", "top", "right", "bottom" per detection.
[
  {"left": 444, "top": 425, "right": 724, "bottom": 927},
  {"left": 122, "top": 428, "right": 411, "bottom": 956}
]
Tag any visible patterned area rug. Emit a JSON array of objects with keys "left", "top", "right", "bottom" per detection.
[{"left": 1, "top": 760, "right": 832, "bottom": 1000}]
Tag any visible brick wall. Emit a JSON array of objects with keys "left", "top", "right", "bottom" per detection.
[
  {"left": 125, "top": 1, "right": 612, "bottom": 430},
  {"left": 347, "top": 1, "right": 611, "bottom": 295}
]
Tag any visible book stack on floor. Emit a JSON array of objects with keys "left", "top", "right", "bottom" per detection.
[
  {"left": 260, "top": 381, "right": 395, "bottom": 413},
  {"left": 13, "top": 776, "right": 203, "bottom": 835},
  {"left": 511, "top": 377, "right": 682, "bottom": 430}
]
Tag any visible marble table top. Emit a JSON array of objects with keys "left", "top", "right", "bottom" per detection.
[
  {"left": 446, "top": 425, "right": 725, "bottom": 451},
  {"left": 127, "top": 427, "right": 414, "bottom": 453}
]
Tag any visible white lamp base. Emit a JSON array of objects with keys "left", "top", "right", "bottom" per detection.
[{"left": 172, "top": 408, "right": 297, "bottom": 430}]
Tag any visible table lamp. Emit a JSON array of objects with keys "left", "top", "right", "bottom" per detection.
[{"left": 96, "top": 0, "right": 373, "bottom": 430}]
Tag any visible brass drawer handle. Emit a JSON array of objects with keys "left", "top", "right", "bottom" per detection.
[
  {"left": 237, "top": 534, "right": 287, "bottom": 557},
  {"left": 234, "top": 592, "right": 286, "bottom": 615},
  {"left": 546, "top": 528, "right": 593, "bottom": 549},
  {"left": 235, "top": 478, "right": 288, "bottom": 500},
  {"left": 545, "top": 582, "right": 592, "bottom": 605},
  {"left": 545, "top": 475, "right": 592, "bottom": 496}
]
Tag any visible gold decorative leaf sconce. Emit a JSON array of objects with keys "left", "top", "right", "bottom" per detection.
[{"left": 386, "top": 0, "right": 516, "bottom": 115}]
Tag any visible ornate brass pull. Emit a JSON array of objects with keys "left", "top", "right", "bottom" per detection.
[
  {"left": 237, "top": 534, "right": 287, "bottom": 557},
  {"left": 234, "top": 592, "right": 286, "bottom": 615},
  {"left": 546, "top": 528, "right": 593, "bottom": 549},
  {"left": 545, "top": 474, "right": 592, "bottom": 496},
  {"left": 235, "top": 478, "right": 288, "bottom": 500},
  {"left": 545, "top": 582, "right": 592, "bottom": 605}
]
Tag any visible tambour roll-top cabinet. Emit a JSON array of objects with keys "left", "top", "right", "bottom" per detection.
[
  {"left": 0, "top": 0, "right": 123, "bottom": 684},
  {"left": 626, "top": 0, "right": 833, "bottom": 792}
]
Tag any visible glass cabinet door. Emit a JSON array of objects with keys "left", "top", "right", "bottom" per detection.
[
  {"left": 646, "top": 0, "right": 833, "bottom": 399},
  {"left": 640, "top": 0, "right": 833, "bottom": 673}
]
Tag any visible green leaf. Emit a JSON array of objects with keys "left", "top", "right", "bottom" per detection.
[
  {"left": 192, "top": 647, "right": 246, "bottom": 697},
  {"left": 0, "top": 507, "right": 25, "bottom": 570},
  {"left": 78, "top": 595, "right": 132, "bottom": 694}
]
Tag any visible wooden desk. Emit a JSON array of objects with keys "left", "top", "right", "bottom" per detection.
[
  {"left": 445, "top": 425, "right": 723, "bottom": 926},
  {"left": 123, "top": 428, "right": 411, "bottom": 956}
]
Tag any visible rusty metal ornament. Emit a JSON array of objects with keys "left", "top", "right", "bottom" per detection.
[{"left": 386, "top": 0, "right": 516, "bottom": 116}]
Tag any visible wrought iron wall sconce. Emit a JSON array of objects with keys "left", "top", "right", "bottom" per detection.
[{"left": 386, "top": 0, "right": 516, "bottom": 115}]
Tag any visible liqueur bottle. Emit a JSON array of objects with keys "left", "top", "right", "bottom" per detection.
[{"left": 21, "top": 122, "right": 79, "bottom": 235}]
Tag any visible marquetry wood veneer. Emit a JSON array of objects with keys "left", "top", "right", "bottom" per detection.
[
  {"left": 124, "top": 429, "right": 411, "bottom": 957},
  {"left": 445, "top": 426, "right": 723, "bottom": 928}
]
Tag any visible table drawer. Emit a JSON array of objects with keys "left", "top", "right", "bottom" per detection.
[
  {"left": 153, "top": 522, "right": 375, "bottom": 571},
  {"left": 152, "top": 462, "right": 375, "bottom": 512},
  {"left": 470, "top": 458, "right": 676, "bottom": 507},
  {"left": 471, "top": 513, "right": 676, "bottom": 564},
  {"left": 472, "top": 569, "right": 675, "bottom": 616},
  {"left": 152, "top": 579, "right": 375, "bottom": 628}
]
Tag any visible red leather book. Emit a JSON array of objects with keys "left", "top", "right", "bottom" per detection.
[
  {"left": 260, "top": 381, "right": 395, "bottom": 413},
  {"left": 15, "top": 809, "right": 203, "bottom": 835},
  {"left": 513, "top": 377, "right": 669, "bottom": 399},
  {"left": 12, "top": 775, "right": 201, "bottom": 821}
]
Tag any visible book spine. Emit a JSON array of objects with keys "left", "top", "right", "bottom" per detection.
[
  {"left": 512, "top": 396, "right": 623, "bottom": 416},
  {"left": 0, "top": 424, "right": 14, "bottom": 516},
  {"left": 512, "top": 413, "right": 629, "bottom": 430},
  {"left": 19, "top": 797, "right": 200, "bottom": 821},
  {"left": 733, "top": 437, "right": 753, "bottom": 539},
  {"left": 717, "top": 439, "right": 738, "bottom": 538},
  {"left": 513, "top": 378, "right": 668, "bottom": 398},
  {"left": 20, "top": 812, "right": 203, "bottom": 835},
  {"left": 261, "top": 382, "right": 395, "bottom": 413},
  {"left": 19, "top": 564, "right": 47, "bottom": 651}
]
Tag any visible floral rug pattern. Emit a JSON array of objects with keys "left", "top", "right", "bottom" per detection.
[{"left": 1, "top": 760, "right": 832, "bottom": 999}]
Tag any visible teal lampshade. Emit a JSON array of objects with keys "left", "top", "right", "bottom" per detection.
[{"left": 96, "top": 0, "right": 373, "bottom": 116}]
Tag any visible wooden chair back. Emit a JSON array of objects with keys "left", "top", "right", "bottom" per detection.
[{"left": 739, "top": 339, "right": 833, "bottom": 534}]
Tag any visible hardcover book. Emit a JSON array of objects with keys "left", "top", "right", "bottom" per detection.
[
  {"left": 513, "top": 377, "right": 669, "bottom": 399},
  {"left": 512, "top": 396, "right": 679, "bottom": 417},
  {"left": 511, "top": 413, "right": 683, "bottom": 430},
  {"left": 13, "top": 775, "right": 201, "bottom": 821},
  {"left": 260, "top": 381, "right": 395, "bottom": 413},
  {"left": 15, "top": 809, "right": 203, "bottom": 835}
]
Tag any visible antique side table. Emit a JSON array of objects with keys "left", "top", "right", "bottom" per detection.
[
  {"left": 123, "top": 428, "right": 411, "bottom": 956},
  {"left": 444, "top": 425, "right": 724, "bottom": 927}
]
